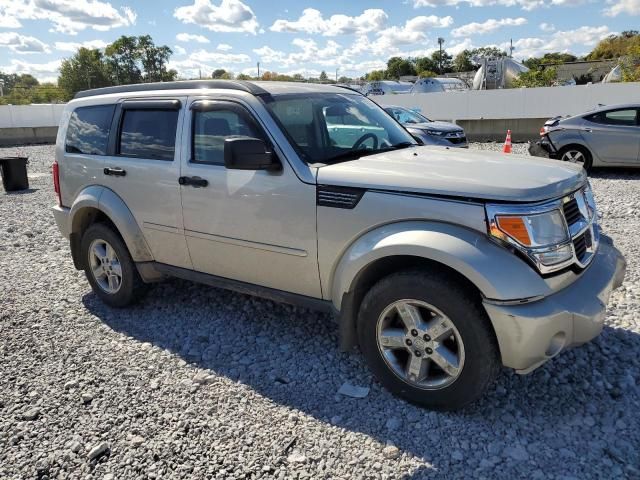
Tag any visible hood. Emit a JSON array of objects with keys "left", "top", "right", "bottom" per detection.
[
  {"left": 404, "top": 121, "right": 462, "bottom": 133},
  {"left": 317, "top": 146, "right": 586, "bottom": 203}
]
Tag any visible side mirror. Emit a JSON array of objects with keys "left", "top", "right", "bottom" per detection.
[{"left": 224, "top": 137, "right": 280, "bottom": 171}]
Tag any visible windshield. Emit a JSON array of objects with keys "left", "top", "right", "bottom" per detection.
[
  {"left": 262, "top": 93, "right": 417, "bottom": 164},
  {"left": 385, "top": 107, "right": 431, "bottom": 124}
]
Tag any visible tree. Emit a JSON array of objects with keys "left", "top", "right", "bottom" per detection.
[
  {"left": 430, "top": 50, "right": 453, "bottom": 74},
  {"left": 365, "top": 70, "right": 385, "bottom": 81},
  {"left": 414, "top": 56, "right": 438, "bottom": 74},
  {"left": 236, "top": 73, "right": 252, "bottom": 80},
  {"left": 418, "top": 70, "right": 437, "bottom": 78},
  {"left": 59, "top": 48, "right": 111, "bottom": 98},
  {"left": 337, "top": 76, "right": 352, "bottom": 84},
  {"left": 138, "top": 35, "right": 176, "bottom": 82},
  {"left": 212, "top": 69, "right": 231, "bottom": 79},
  {"left": 105, "top": 36, "right": 142, "bottom": 85},
  {"left": 386, "top": 57, "right": 416, "bottom": 79},
  {"left": 523, "top": 52, "right": 578, "bottom": 70},
  {"left": 453, "top": 51, "right": 474, "bottom": 72},
  {"left": 511, "top": 68, "right": 558, "bottom": 88},
  {"left": 319, "top": 70, "right": 329, "bottom": 82},
  {"left": 587, "top": 32, "right": 640, "bottom": 60}
]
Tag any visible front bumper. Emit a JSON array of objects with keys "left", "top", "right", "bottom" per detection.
[{"left": 483, "top": 235, "right": 626, "bottom": 373}]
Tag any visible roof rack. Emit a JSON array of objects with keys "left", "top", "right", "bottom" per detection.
[{"left": 73, "top": 80, "right": 269, "bottom": 99}]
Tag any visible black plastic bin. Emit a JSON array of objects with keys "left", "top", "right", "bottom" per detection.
[{"left": 0, "top": 157, "right": 29, "bottom": 192}]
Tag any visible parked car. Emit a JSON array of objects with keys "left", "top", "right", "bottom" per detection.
[
  {"left": 52, "top": 80, "right": 625, "bottom": 410},
  {"left": 384, "top": 105, "right": 468, "bottom": 148},
  {"left": 529, "top": 104, "right": 640, "bottom": 170}
]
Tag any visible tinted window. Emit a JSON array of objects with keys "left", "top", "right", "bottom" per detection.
[
  {"left": 587, "top": 109, "right": 638, "bottom": 126},
  {"left": 65, "top": 105, "right": 114, "bottom": 155},
  {"left": 119, "top": 109, "right": 178, "bottom": 160},
  {"left": 192, "top": 109, "right": 262, "bottom": 165}
]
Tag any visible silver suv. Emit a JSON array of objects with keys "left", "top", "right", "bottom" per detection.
[{"left": 52, "top": 81, "right": 626, "bottom": 410}]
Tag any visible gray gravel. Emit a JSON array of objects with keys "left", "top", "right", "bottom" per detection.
[{"left": 1, "top": 143, "right": 639, "bottom": 479}]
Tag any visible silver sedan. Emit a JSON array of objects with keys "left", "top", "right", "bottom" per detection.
[
  {"left": 530, "top": 103, "right": 640, "bottom": 170},
  {"left": 384, "top": 105, "right": 468, "bottom": 148}
]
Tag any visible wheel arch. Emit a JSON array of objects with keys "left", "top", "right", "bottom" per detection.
[
  {"left": 68, "top": 185, "right": 153, "bottom": 269},
  {"left": 331, "top": 221, "right": 552, "bottom": 350}
]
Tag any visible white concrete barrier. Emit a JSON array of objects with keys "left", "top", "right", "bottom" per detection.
[
  {"left": 374, "top": 82, "right": 640, "bottom": 121},
  {"left": 0, "top": 104, "right": 66, "bottom": 129}
]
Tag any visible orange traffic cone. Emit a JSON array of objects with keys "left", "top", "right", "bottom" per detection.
[{"left": 503, "top": 130, "right": 512, "bottom": 154}]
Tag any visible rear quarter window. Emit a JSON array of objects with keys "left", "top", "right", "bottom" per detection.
[{"left": 65, "top": 105, "right": 115, "bottom": 155}]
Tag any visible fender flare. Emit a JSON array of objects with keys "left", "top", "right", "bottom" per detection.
[
  {"left": 68, "top": 185, "right": 154, "bottom": 266},
  {"left": 330, "top": 220, "right": 552, "bottom": 310}
]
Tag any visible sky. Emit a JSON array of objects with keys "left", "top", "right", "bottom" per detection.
[{"left": 0, "top": 0, "right": 639, "bottom": 83}]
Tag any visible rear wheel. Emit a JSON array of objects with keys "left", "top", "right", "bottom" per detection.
[
  {"left": 357, "top": 270, "right": 501, "bottom": 410},
  {"left": 558, "top": 145, "right": 592, "bottom": 171},
  {"left": 81, "top": 223, "right": 147, "bottom": 307}
]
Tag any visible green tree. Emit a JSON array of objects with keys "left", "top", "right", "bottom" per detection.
[
  {"left": 431, "top": 50, "right": 453, "bottom": 74},
  {"left": 105, "top": 36, "right": 142, "bottom": 85},
  {"left": 365, "top": 70, "right": 385, "bottom": 81},
  {"left": 236, "top": 73, "right": 252, "bottom": 80},
  {"left": 414, "top": 56, "right": 438, "bottom": 74},
  {"left": 453, "top": 50, "right": 474, "bottom": 72},
  {"left": 418, "top": 70, "right": 437, "bottom": 78},
  {"left": 212, "top": 69, "right": 231, "bottom": 79},
  {"left": 587, "top": 32, "right": 640, "bottom": 60},
  {"left": 319, "top": 70, "right": 329, "bottom": 82},
  {"left": 512, "top": 68, "right": 558, "bottom": 88},
  {"left": 138, "top": 35, "right": 176, "bottom": 82},
  {"left": 58, "top": 48, "right": 111, "bottom": 98},
  {"left": 386, "top": 57, "right": 416, "bottom": 79}
]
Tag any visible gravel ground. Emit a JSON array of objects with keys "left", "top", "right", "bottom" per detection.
[{"left": 1, "top": 143, "right": 639, "bottom": 479}]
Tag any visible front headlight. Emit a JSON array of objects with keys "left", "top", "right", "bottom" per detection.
[{"left": 487, "top": 203, "right": 573, "bottom": 271}]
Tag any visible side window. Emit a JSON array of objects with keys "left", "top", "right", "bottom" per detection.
[
  {"left": 65, "top": 105, "right": 115, "bottom": 155},
  {"left": 118, "top": 109, "right": 179, "bottom": 161},
  {"left": 192, "top": 108, "right": 262, "bottom": 165},
  {"left": 587, "top": 109, "right": 637, "bottom": 127}
]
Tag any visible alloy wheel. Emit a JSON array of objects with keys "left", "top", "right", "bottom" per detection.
[
  {"left": 88, "top": 238, "right": 123, "bottom": 294},
  {"left": 376, "top": 300, "right": 465, "bottom": 389},
  {"left": 561, "top": 149, "right": 586, "bottom": 165}
]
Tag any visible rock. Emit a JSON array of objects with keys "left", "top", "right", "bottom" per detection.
[
  {"left": 337, "top": 382, "right": 370, "bottom": 399},
  {"left": 87, "top": 442, "right": 110, "bottom": 460},
  {"left": 129, "top": 435, "right": 145, "bottom": 447},
  {"left": 287, "top": 450, "right": 307, "bottom": 464},
  {"left": 504, "top": 444, "right": 529, "bottom": 461},
  {"left": 385, "top": 417, "right": 402, "bottom": 431},
  {"left": 451, "top": 450, "right": 464, "bottom": 462},
  {"left": 382, "top": 443, "right": 400, "bottom": 460},
  {"left": 69, "top": 441, "right": 83, "bottom": 454},
  {"left": 81, "top": 392, "right": 93, "bottom": 404},
  {"left": 64, "top": 380, "right": 79, "bottom": 390},
  {"left": 22, "top": 407, "right": 40, "bottom": 421},
  {"left": 192, "top": 372, "right": 215, "bottom": 385}
]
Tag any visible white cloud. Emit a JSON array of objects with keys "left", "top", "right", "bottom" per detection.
[
  {"left": 539, "top": 22, "right": 556, "bottom": 32},
  {"left": 174, "top": 0, "right": 259, "bottom": 34},
  {"left": 0, "top": 12, "right": 21, "bottom": 28},
  {"left": 604, "top": 0, "right": 640, "bottom": 16},
  {"left": 270, "top": 8, "right": 388, "bottom": 36},
  {"left": 0, "top": 0, "right": 136, "bottom": 35},
  {"left": 508, "top": 25, "right": 613, "bottom": 59},
  {"left": 0, "top": 32, "right": 49, "bottom": 54},
  {"left": 451, "top": 17, "right": 527, "bottom": 37},
  {"left": 217, "top": 43, "right": 232, "bottom": 51},
  {"left": 412, "top": 0, "right": 586, "bottom": 10},
  {"left": 189, "top": 49, "right": 251, "bottom": 63},
  {"left": 372, "top": 15, "right": 453, "bottom": 53},
  {"left": 54, "top": 39, "right": 108, "bottom": 52},
  {"left": 176, "top": 32, "right": 210, "bottom": 43},
  {"left": 0, "top": 58, "right": 61, "bottom": 81},
  {"left": 174, "top": 45, "right": 187, "bottom": 55}
]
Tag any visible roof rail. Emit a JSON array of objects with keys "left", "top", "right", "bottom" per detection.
[{"left": 73, "top": 80, "right": 269, "bottom": 99}]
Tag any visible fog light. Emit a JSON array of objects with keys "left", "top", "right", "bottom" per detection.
[
  {"left": 545, "top": 332, "right": 566, "bottom": 357},
  {"left": 533, "top": 244, "right": 573, "bottom": 266}
]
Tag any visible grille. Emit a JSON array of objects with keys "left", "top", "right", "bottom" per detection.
[
  {"left": 447, "top": 137, "right": 467, "bottom": 145},
  {"left": 317, "top": 186, "right": 365, "bottom": 209},
  {"left": 563, "top": 198, "right": 582, "bottom": 226},
  {"left": 573, "top": 231, "right": 589, "bottom": 260}
]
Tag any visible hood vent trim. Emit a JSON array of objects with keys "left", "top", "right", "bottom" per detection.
[{"left": 317, "top": 185, "right": 365, "bottom": 209}]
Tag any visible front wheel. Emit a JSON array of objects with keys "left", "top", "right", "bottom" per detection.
[{"left": 357, "top": 270, "right": 501, "bottom": 410}]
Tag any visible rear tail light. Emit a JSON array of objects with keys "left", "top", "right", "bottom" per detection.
[
  {"left": 539, "top": 127, "right": 546, "bottom": 136},
  {"left": 52, "top": 161, "right": 61, "bottom": 206}
]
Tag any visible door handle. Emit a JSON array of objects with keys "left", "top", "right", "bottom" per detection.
[
  {"left": 104, "top": 167, "right": 126, "bottom": 177},
  {"left": 582, "top": 128, "right": 593, "bottom": 133},
  {"left": 178, "top": 176, "right": 208, "bottom": 188}
]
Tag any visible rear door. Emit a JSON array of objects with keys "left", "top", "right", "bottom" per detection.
[
  {"left": 581, "top": 108, "right": 640, "bottom": 164},
  {"left": 102, "top": 98, "right": 192, "bottom": 269}
]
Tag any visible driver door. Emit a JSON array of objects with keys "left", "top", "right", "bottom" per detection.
[{"left": 178, "top": 98, "right": 321, "bottom": 298}]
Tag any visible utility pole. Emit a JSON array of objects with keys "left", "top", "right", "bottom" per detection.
[
  {"left": 257, "top": 62, "right": 260, "bottom": 79},
  {"left": 335, "top": 68, "right": 338, "bottom": 83},
  {"left": 437, "top": 37, "right": 445, "bottom": 74},
  {"left": 509, "top": 39, "right": 514, "bottom": 58}
]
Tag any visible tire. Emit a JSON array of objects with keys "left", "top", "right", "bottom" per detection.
[
  {"left": 558, "top": 145, "right": 593, "bottom": 171},
  {"left": 357, "top": 270, "right": 501, "bottom": 411},
  {"left": 80, "top": 222, "right": 147, "bottom": 308}
]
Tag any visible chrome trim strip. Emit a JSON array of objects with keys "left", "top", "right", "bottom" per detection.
[{"left": 184, "top": 229, "right": 308, "bottom": 257}]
